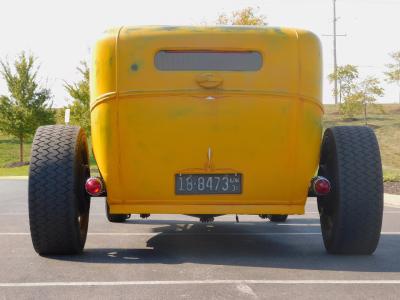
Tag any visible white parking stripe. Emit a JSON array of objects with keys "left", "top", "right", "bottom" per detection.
[
  {"left": 0, "top": 213, "right": 106, "bottom": 216},
  {"left": 1, "top": 232, "right": 400, "bottom": 236},
  {"left": 2, "top": 279, "right": 400, "bottom": 287},
  {"left": 307, "top": 211, "right": 400, "bottom": 214},
  {"left": 276, "top": 224, "right": 320, "bottom": 226},
  {"left": 0, "top": 232, "right": 321, "bottom": 236}
]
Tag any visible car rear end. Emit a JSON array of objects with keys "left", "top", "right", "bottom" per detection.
[{"left": 90, "top": 26, "right": 323, "bottom": 215}]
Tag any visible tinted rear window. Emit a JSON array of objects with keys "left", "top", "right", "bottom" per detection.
[{"left": 155, "top": 50, "right": 262, "bottom": 71}]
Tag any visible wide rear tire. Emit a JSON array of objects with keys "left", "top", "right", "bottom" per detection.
[
  {"left": 29, "top": 125, "right": 90, "bottom": 255},
  {"left": 318, "top": 126, "right": 383, "bottom": 255}
]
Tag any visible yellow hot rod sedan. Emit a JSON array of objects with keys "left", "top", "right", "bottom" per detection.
[{"left": 28, "top": 26, "right": 383, "bottom": 255}]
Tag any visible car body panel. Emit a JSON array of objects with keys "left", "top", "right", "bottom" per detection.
[{"left": 90, "top": 26, "right": 323, "bottom": 214}]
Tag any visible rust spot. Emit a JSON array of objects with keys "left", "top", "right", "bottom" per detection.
[{"left": 130, "top": 64, "right": 139, "bottom": 71}]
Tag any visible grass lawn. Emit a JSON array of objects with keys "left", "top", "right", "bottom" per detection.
[
  {"left": 0, "top": 134, "right": 32, "bottom": 166},
  {"left": 0, "top": 165, "right": 29, "bottom": 176},
  {"left": 0, "top": 134, "right": 32, "bottom": 176},
  {"left": 0, "top": 104, "right": 399, "bottom": 181},
  {"left": 0, "top": 133, "right": 97, "bottom": 176},
  {"left": 324, "top": 104, "right": 400, "bottom": 182}
]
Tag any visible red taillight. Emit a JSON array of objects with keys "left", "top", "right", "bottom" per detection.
[
  {"left": 85, "top": 177, "right": 104, "bottom": 196},
  {"left": 312, "top": 176, "right": 331, "bottom": 196}
]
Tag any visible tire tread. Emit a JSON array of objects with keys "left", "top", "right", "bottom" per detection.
[{"left": 28, "top": 125, "right": 89, "bottom": 255}]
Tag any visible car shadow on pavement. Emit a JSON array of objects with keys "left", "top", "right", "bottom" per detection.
[{"left": 47, "top": 218, "right": 400, "bottom": 272}]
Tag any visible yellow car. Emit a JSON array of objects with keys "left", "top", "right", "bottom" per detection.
[{"left": 28, "top": 26, "right": 383, "bottom": 255}]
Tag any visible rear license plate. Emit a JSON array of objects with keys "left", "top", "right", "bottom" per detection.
[{"left": 175, "top": 174, "right": 242, "bottom": 195}]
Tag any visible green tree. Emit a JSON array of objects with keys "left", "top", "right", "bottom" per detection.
[
  {"left": 356, "top": 76, "right": 384, "bottom": 125},
  {"left": 384, "top": 51, "right": 400, "bottom": 104},
  {"left": 64, "top": 61, "right": 90, "bottom": 135},
  {"left": 339, "top": 92, "right": 362, "bottom": 119},
  {"left": 217, "top": 7, "right": 267, "bottom": 25},
  {"left": 328, "top": 64, "right": 359, "bottom": 104},
  {"left": 0, "top": 52, "right": 55, "bottom": 162}
]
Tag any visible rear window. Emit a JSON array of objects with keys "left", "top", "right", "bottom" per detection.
[{"left": 155, "top": 50, "right": 262, "bottom": 71}]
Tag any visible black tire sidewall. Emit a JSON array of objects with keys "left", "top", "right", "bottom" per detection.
[
  {"left": 28, "top": 125, "right": 90, "bottom": 255},
  {"left": 318, "top": 126, "right": 383, "bottom": 254}
]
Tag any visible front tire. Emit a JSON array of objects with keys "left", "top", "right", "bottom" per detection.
[
  {"left": 318, "top": 126, "right": 383, "bottom": 254},
  {"left": 29, "top": 125, "right": 90, "bottom": 255}
]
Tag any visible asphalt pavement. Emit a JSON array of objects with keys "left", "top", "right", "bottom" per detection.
[{"left": 1, "top": 179, "right": 400, "bottom": 299}]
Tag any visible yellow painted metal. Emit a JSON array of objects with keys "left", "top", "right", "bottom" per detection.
[{"left": 90, "top": 26, "right": 323, "bottom": 215}]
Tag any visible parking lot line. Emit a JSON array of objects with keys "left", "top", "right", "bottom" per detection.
[
  {"left": 276, "top": 224, "right": 320, "bottom": 226},
  {"left": 307, "top": 211, "right": 400, "bottom": 214},
  {"left": 0, "top": 213, "right": 106, "bottom": 216},
  {"left": 2, "top": 279, "right": 400, "bottom": 287},
  {"left": 0, "top": 232, "right": 321, "bottom": 236},
  {"left": 1, "top": 232, "right": 400, "bottom": 236}
]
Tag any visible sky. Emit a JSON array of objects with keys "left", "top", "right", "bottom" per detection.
[{"left": 0, "top": 0, "right": 399, "bottom": 107}]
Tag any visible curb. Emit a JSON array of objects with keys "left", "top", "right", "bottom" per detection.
[{"left": 384, "top": 193, "right": 400, "bottom": 208}]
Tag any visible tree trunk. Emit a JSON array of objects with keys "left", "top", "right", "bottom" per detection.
[
  {"left": 19, "top": 135, "right": 24, "bottom": 163},
  {"left": 364, "top": 102, "right": 368, "bottom": 126}
]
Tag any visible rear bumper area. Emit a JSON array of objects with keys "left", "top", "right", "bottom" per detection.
[{"left": 109, "top": 204, "right": 305, "bottom": 215}]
